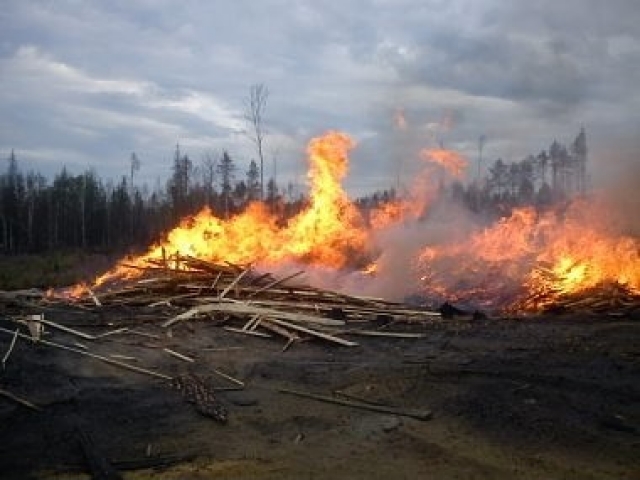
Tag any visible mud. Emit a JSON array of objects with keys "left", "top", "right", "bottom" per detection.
[{"left": 0, "top": 311, "right": 638, "bottom": 479}]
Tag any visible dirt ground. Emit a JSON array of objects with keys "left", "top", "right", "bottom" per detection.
[{"left": 0, "top": 307, "right": 638, "bottom": 480}]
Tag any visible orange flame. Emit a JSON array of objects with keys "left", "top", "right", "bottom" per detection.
[
  {"left": 82, "top": 129, "right": 640, "bottom": 316},
  {"left": 417, "top": 200, "right": 640, "bottom": 311},
  {"left": 420, "top": 148, "right": 468, "bottom": 177},
  {"left": 94, "top": 131, "right": 370, "bottom": 286}
]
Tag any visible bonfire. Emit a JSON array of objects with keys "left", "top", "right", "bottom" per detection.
[{"left": 60, "top": 130, "right": 638, "bottom": 318}]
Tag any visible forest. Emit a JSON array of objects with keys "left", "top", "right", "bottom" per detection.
[{"left": 0, "top": 128, "right": 587, "bottom": 256}]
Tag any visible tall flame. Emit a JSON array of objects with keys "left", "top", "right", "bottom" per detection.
[
  {"left": 86, "top": 129, "right": 640, "bottom": 316},
  {"left": 94, "top": 131, "right": 370, "bottom": 286}
]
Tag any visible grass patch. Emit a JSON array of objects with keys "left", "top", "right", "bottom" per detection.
[{"left": 0, "top": 252, "right": 117, "bottom": 290}]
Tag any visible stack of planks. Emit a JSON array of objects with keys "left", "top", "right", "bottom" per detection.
[{"left": 41, "top": 254, "right": 441, "bottom": 349}]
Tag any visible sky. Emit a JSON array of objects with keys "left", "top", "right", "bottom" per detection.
[{"left": 1, "top": 0, "right": 639, "bottom": 195}]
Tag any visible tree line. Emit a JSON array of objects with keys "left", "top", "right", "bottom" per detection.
[
  {"left": 452, "top": 128, "right": 588, "bottom": 214},
  {"left": 0, "top": 145, "right": 303, "bottom": 254},
  {"left": 0, "top": 128, "right": 588, "bottom": 254}
]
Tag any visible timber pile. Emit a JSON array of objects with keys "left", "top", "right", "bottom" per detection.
[
  {"left": 33, "top": 255, "right": 441, "bottom": 349},
  {"left": 510, "top": 281, "right": 640, "bottom": 316}
]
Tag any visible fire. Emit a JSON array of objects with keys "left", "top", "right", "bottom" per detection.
[
  {"left": 370, "top": 200, "right": 405, "bottom": 229},
  {"left": 420, "top": 148, "right": 468, "bottom": 177},
  {"left": 82, "top": 128, "right": 639, "bottom": 316},
  {"left": 417, "top": 200, "right": 640, "bottom": 312},
  {"left": 94, "top": 131, "right": 371, "bottom": 287}
]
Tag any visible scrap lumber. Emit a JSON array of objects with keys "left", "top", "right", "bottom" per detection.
[
  {"left": 279, "top": 387, "right": 432, "bottom": 421},
  {"left": 163, "top": 347, "right": 195, "bottom": 363},
  {"left": 223, "top": 326, "right": 272, "bottom": 338},
  {"left": 33, "top": 254, "right": 444, "bottom": 352},
  {"left": 218, "top": 267, "right": 251, "bottom": 299},
  {"left": 86, "top": 287, "right": 102, "bottom": 307},
  {"left": 510, "top": 279, "right": 640, "bottom": 315},
  {"left": 258, "top": 319, "right": 302, "bottom": 351},
  {"left": 1, "top": 328, "right": 19, "bottom": 370},
  {"left": 163, "top": 301, "right": 347, "bottom": 328},
  {"left": 0, "top": 387, "right": 42, "bottom": 411},
  {"left": 246, "top": 270, "right": 305, "bottom": 298},
  {"left": 211, "top": 367, "right": 245, "bottom": 388},
  {"left": 21, "top": 316, "right": 97, "bottom": 340},
  {"left": 267, "top": 318, "right": 358, "bottom": 347},
  {"left": 0, "top": 327, "right": 172, "bottom": 380},
  {"left": 342, "top": 330, "right": 427, "bottom": 339}
]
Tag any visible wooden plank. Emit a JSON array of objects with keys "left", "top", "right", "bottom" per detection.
[
  {"left": 342, "top": 330, "right": 427, "bottom": 339},
  {"left": 267, "top": 318, "right": 357, "bottom": 347},
  {"left": 223, "top": 326, "right": 272, "bottom": 338},
  {"left": 163, "top": 347, "right": 195, "bottom": 363},
  {"left": 246, "top": 270, "right": 305, "bottom": 298},
  {"left": 163, "top": 301, "right": 346, "bottom": 328},
  {"left": 0, "top": 387, "right": 42, "bottom": 411},
  {"left": 218, "top": 268, "right": 251, "bottom": 299},
  {"left": 279, "top": 387, "right": 432, "bottom": 420},
  {"left": 0, "top": 327, "right": 172, "bottom": 381}
]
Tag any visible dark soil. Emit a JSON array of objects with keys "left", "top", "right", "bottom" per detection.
[{"left": 0, "top": 309, "right": 638, "bottom": 479}]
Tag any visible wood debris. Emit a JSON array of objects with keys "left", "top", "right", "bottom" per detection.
[
  {"left": 28, "top": 254, "right": 442, "bottom": 351},
  {"left": 170, "top": 374, "right": 228, "bottom": 423},
  {"left": 0, "top": 387, "right": 42, "bottom": 411},
  {"left": 279, "top": 387, "right": 432, "bottom": 421},
  {"left": 510, "top": 280, "right": 640, "bottom": 316}
]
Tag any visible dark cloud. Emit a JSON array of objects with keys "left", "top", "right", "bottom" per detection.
[{"left": 0, "top": 1, "right": 638, "bottom": 192}]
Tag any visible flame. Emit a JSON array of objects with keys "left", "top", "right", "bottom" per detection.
[
  {"left": 81, "top": 128, "right": 640, "bottom": 316},
  {"left": 94, "top": 131, "right": 371, "bottom": 287},
  {"left": 420, "top": 148, "right": 468, "bottom": 177},
  {"left": 362, "top": 262, "right": 378, "bottom": 275},
  {"left": 370, "top": 200, "right": 405, "bottom": 229},
  {"left": 417, "top": 200, "right": 640, "bottom": 311}
]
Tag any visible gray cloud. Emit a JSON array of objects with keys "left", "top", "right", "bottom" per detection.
[{"left": 0, "top": 0, "right": 638, "bottom": 193}]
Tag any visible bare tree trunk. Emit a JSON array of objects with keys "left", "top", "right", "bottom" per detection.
[{"left": 244, "top": 84, "right": 268, "bottom": 201}]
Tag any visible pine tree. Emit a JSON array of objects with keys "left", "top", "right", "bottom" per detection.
[
  {"left": 246, "top": 160, "right": 260, "bottom": 202},
  {"left": 217, "top": 151, "right": 236, "bottom": 219}
]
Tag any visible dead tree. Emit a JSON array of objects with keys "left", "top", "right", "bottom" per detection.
[{"left": 244, "top": 84, "right": 269, "bottom": 200}]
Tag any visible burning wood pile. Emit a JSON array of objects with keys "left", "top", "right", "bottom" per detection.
[
  {"left": 510, "top": 280, "right": 640, "bottom": 317},
  {"left": 45, "top": 254, "right": 441, "bottom": 349}
]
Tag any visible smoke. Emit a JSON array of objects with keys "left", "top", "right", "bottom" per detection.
[
  {"left": 336, "top": 109, "right": 483, "bottom": 301},
  {"left": 353, "top": 199, "right": 481, "bottom": 301},
  {"left": 592, "top": 138, "right": 640, "bottom": 236}
]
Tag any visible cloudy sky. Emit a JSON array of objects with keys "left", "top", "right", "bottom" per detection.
[{"left": 1, "top": 0, "right": 639, "bottom": 194}]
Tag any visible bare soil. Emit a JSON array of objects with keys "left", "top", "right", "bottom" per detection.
[{"left": 0, "top": 308, "right": 638, "bottom": 479}]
